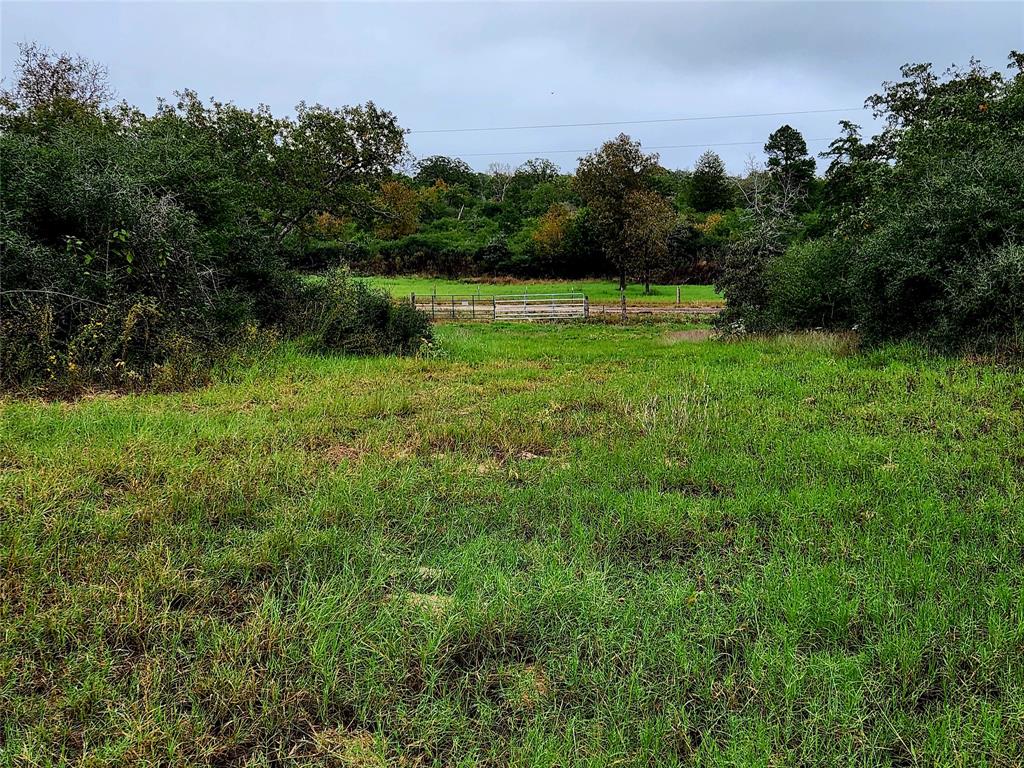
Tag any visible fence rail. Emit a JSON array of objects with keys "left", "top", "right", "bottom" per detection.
[
  {"left": 413, "top": 292, "right": 588, "bottom": 321},
  {"left": 409, "top": 290, "right": 722, "bottom": 323}
]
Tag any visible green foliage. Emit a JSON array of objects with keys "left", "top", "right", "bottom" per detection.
[
  {"left": 714, "top": 237, "right": 779, "bottom": 332},
  {"left": 0, "top": 43, "right": 417, "bottom": 392},
  {"left": 717, "top": 51, "right": 1024, "bottom": 352},
  {"left": 688, "top": 150, "right": 734, "bottom": 212},
  {"left": 849, "top": 52, "right": 1024, "bottom": 350},
  {"left": 764, "top": 124, "right": 816, "bottom": 204},
  {"left": 765, "top": 238, "right": 853, "bottom": 329},
  {"left": 573, "top": 134, "right": 668, "bottom": 288},
  {"left": 621, "top": 188, "right": 677, "bottom": 292},
  {"left": 296, "top": 268, "right": 431, "bottom": 355},
  {"left": 414, "top": 154, "right": 477, "bottom": 188}
]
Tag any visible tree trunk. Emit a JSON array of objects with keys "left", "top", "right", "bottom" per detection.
[
  {"left": 644, "top": 277, "right": 650, "bottom": 295},
  {"left": 618, "top": 267, "right": 626, "bottom": 292}
]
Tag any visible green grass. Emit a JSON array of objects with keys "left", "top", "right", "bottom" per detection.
[
  {"left": 366, "top": 276, "right": 723, "bottom": 305},
  {"left": 2, "top": 322, "right": 1023, "bottom": 765}
]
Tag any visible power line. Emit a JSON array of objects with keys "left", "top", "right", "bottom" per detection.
[
  {"left": 409, "top": 107, "right": 863, "bottom": 134},
  {"left": 447, "top": 137, "right": 833, "bottom": 159}
]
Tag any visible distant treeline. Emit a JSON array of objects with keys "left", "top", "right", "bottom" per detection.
[{"left": 300, "top": 148, "right": 757, "bottom": 287}]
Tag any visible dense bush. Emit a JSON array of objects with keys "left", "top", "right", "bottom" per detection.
[
  {"left": 0, "top": 44, "right": 428, "bottom": 393},
  {"left": 765, "top": 238, "right": 853, "bottom": 329},
  {"left": 294, "top": 269, "right": 431, "bottom": 355},
  {"left": 849, "top": 55, "right": 1024, "bottom": 349},
  {"left": 930, "top": 242, "right": 1024, "bottom": 352},
  {"left": 716, "top": 51, "right": 1024, "bottom": 353}
]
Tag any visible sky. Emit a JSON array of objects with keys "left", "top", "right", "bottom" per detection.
[{"left": 2, "top": 1, "right": 1022, "bottom": 173}]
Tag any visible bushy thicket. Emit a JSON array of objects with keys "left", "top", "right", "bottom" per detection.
[
  {"left": 717, "top": 52, "right": 1024, "bottom": 353},
  {"left": 292, "top": 268, "right": 431, "bottom": 355},
  {"left": 0, "top": 44, "right": 429, "bottom": 393}
]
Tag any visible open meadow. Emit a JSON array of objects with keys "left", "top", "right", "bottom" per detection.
[
  {"left": 2, "top": 322, "right": 1023, "bottom": 765},
  {"left": 365, "top": 277, "right": 724, "bottom": 306}
]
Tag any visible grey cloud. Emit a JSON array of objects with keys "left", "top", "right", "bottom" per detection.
[{"left": 3, "top": 1, "right": 1021, "bottom": 172}]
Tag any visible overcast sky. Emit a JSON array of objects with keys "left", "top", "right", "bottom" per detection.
[{"left": 3, "top": 2, "right": 1022, "bottom": 173}]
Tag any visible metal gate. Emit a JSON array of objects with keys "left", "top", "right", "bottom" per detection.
[{"left": 413, "top": 292, "right": 588, "bottom": 322}]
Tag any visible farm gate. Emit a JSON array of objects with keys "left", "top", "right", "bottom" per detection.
[{"left": 412, "top": 292, "right": 588, "bottom": 322}]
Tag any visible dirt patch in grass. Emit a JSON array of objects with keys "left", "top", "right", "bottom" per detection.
[
  {"left": 664, "top": 329, "right": 715, "bottom": 343},
  {"left": 325, "top": 443, "right": 365, "bottom": 465},
  {"left": 406, "top": 591, "right": 453, "bottom": 618}
]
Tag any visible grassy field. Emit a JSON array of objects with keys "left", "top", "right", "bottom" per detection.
[
  {"left": 365, "top": 276, "right": 723, "bottom": 305},
  {"left": 2, "top": 322, "right": 1023, "bottom": 765}
]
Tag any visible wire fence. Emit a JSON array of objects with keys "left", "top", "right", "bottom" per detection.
[{"left": 409, "top": 291, "right": 721, "bottom": 322}]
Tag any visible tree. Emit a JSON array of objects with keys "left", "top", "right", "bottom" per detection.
[
  {"left": 622, "top": 189, "right": 677, "bottom": 293},
  {"left": 0, "top": 42, "right": 112, "bottom": 117},
  {"left": 715, "top": 157, "right": 805, "bottom": 330},
  {"left": 374, "top": 180, "right": 420, "bottom": 238},
  {"left": 689, "top": 150, "right": 734, "bottom": 212},
  {"left": 273, "top": 100, "right": 407, "bottom": 241},
  {"left": 485, "top": 162, "right": 515, "bottom": 202},
  {"left": 573, "top": 133, "right": 662, "bottom": 289},
  {"left": 849, "top": 52, "right": 1024, "bottom": 348},
  {"left": 513, "top": 158, "right": 560, "bottom": 187},
  {"left": 819, "top": 120, "right": 881, "bottom": 232},
  {"left": 414, "top": 155, "right": 475, "bottom": 188},
  {"left": 764, "top": 124, "right": 816, "bottom": 202}
]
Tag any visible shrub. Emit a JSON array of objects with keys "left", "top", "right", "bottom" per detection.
[
  {"left": 296, "top": 268, "right": 431, "bottom": 356},
  {"left": 940, "top": 242, "right": 1024, "bottom": 352},
  {"left": 765, "top": 238, "right": 853, "bottom": 329},
  {"left": 714, "top": 237, "right": 780, "bottom": 333}
]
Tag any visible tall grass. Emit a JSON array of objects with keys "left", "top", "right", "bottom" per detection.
[{"left": 2, "top": 322, "right": 1022, "bottom": 765}]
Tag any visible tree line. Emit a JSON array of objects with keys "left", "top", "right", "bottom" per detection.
[
  {"left": 2, "top": 43, "right": 1021, "bottom": 393},
  {"left": 307, "top": 141, "right": 769, "bottom": 288},
  {"left": 0, "top": 43, "right": 430, "bottom": 392}
]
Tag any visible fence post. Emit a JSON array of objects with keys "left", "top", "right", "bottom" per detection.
[
  {"left": 584, "top": 296, "right": 590, "bottom": 320},
  {"left": 676, "top": 286, "right": 680, "bottom": 305},
  {"left": 451, "top": 295, "right": 455, "bottom": 319},
  {"left": 471, "top": 295, "right": 475, "bottom": 319},
  {"left": 620, "top": 291, "right": 627, "bottom": 322},
  {"left": 492, "top": 295, "right": 496, "bottom": 320},
  {"left": 431, "top": 292, "right": 435, "bottom": 319},
  {"left": 411, "top": 292, "right": 416, "bottom": 307}
]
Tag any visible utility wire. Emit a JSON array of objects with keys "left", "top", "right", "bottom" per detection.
[
  {"left": 447, "top": 137, "right": 833, "bottom": 159},
  {"left": 409, "top": 107, "right": 863, "bottom": 134}
]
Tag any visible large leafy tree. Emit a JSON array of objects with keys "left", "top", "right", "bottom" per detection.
[
  {"left": 622, "top": 188, "right": 677, "bottom": 294},
  {"left": 573, "top": 133, "right": 663, "bottom": 289},
  {"left": 688, "top": 150, "right": 734, "bottom": 212},
  {"left": 414, "top": 155, "right": 476, "bottom": 188},
  {"left": 0, "top": 43, "right": 410, "bottom": 387},
  {"left": 850, "top": 52, "right": 1024, "bottom": 347}
]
